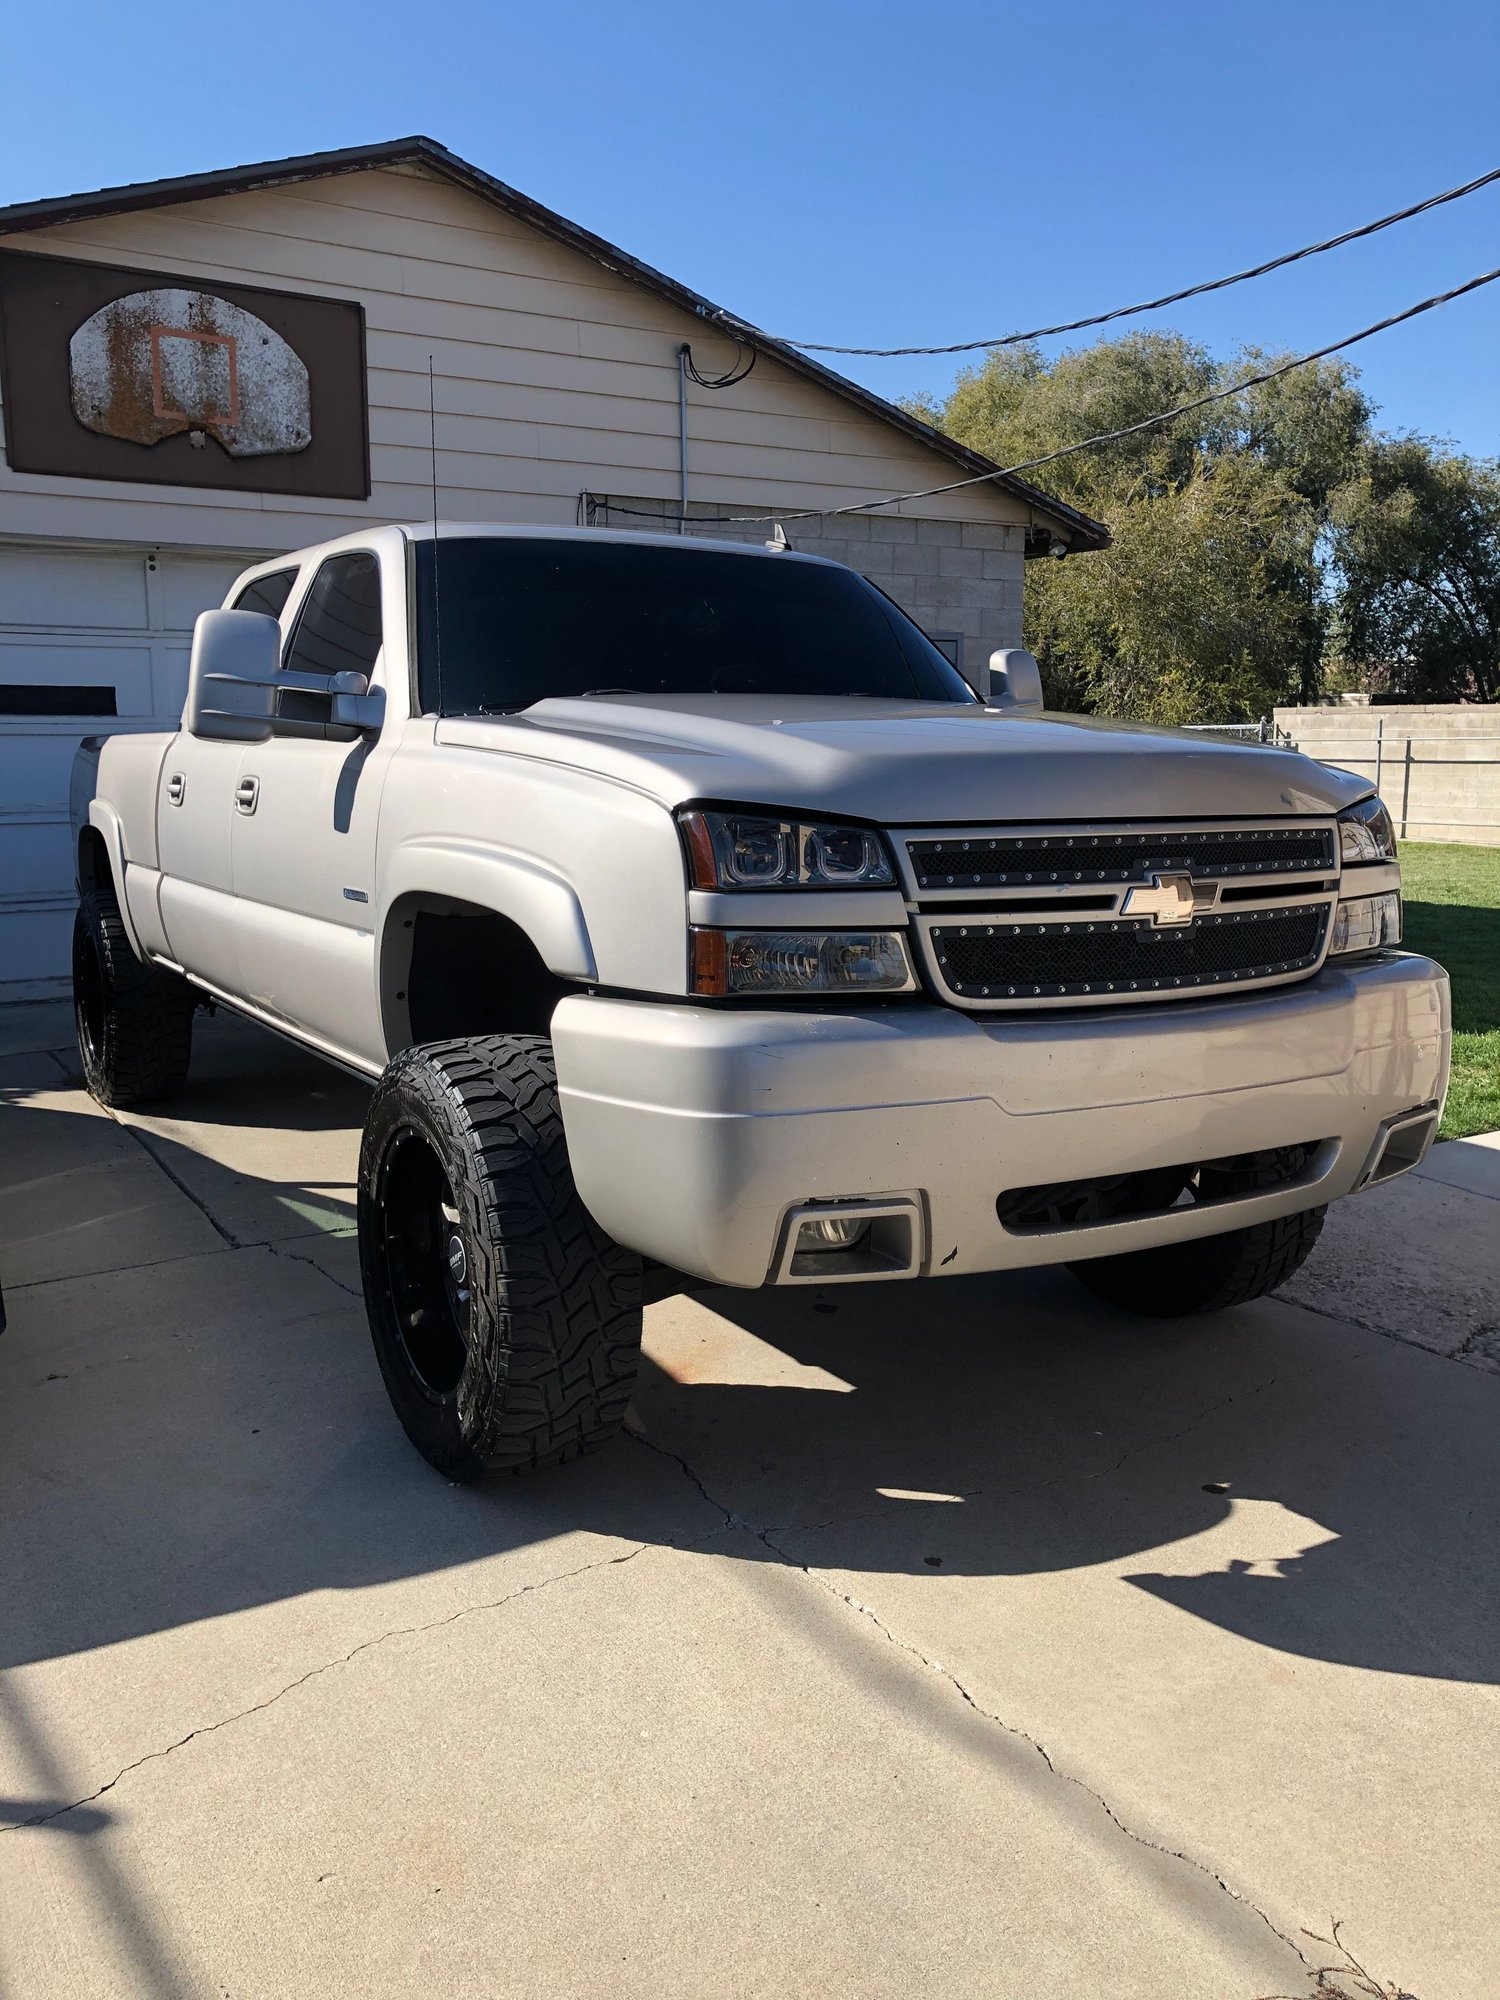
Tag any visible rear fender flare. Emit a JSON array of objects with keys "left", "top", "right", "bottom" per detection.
[{"left": 84, "top": 801, "right": 144, "bottom": 958}]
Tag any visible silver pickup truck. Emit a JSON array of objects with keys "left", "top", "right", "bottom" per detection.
[{"left": 71, "top": 523, "right": 1450, "bottom": 1478}]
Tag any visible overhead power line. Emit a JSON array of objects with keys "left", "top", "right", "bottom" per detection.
[
  {"left": 740, "top": 163, "right": 1500, "bottom": 357},
  {"left": 599, "top": 260, "right": 1500, "bottom": 529}
]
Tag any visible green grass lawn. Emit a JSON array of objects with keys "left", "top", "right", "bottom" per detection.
[{"left": 1398, "top": 841, "right": 1500, "bottom": 1139}]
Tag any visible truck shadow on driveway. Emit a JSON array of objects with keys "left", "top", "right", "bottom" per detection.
[{"left": 2, "top": 1040, "right": 1497, "bottom": 1692}]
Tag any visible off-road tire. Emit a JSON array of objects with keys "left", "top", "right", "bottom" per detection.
[
  {"left": 1068, "top": 1206, "right": 1326, "bottom": 1317},
  {"left": 358, "top": 1034, "right": 642, "bottom": 1479},
  {"left": 72, "top": 887, "right": 196, "bottom": 1108}
]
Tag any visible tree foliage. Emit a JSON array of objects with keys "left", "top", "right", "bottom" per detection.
[
  {"left": 1330, "top": 439, "right": 1500, "bottom": 703},
  {"left": 906, "top": 331, "right": 1498, "bottom": 716}
]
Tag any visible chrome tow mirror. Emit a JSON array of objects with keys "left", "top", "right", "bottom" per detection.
[
  {"left": 987, "top": 648, "right": 1045, "bottom": 715},
  {"left": 182, "top": 610, "right": 385, "bottom": 742},
  {"left": 185, "top": 609, "right": 281, "bottom": 741}
]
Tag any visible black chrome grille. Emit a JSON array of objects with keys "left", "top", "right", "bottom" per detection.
[
  {"left": 931, "top": 904, "right": 1330, "bottom": 1000},
  {"left": 907, "top": 825, "right": 1336, "bottom": 891}
]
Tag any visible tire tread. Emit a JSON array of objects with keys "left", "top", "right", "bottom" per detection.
[
  {"left": 1069, "top": 1206, "right": 1326, "bottom": 1317},
  {"left": 359, "top": 1034, "right": 642, "bottom": 1479},
  {"left": 73, "top": 888, "right": 195, "bottom": 1108}
]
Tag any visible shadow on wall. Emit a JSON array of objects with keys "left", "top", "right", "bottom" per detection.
[{"left": 1, "top": 1027, "right": 1497, "bottom": 1694}]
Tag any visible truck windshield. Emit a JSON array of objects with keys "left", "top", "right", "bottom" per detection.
[{"left": 413, "top": 537, "right": 978, "bottom": 712}]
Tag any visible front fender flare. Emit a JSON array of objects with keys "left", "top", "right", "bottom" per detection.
[{"left": 379, "top": 838, "right": 597, "bottom": 981}]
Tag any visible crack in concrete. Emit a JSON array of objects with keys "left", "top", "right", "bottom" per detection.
[
  {"left": 6, "top": 1243, "right": 239, "bottom": 1294},
  {"left": 40, "top": 1050, "right": 365, "bottom": 1308},
  {"left": 1, "top": 1542, "right": 652, "bottom": 1834},
  {"left": 44, "top": 1053, "right": 241, "bottom": 1251},
  {"left": 109, "top": 1128, "right": 239, "bottom": 1249},
  {"left": 1284, "top": 1287, "right": 1500, "bottom": 1373},
  {"left": 627, "top": 1427, "right": 1318, "bottom": 1987},
  {"left": 262, "top": 1238, "right": 363, "bottom": 1300},
  {"left": 1450, "top": 1321, "right": 1500, "bottom": 1363}
]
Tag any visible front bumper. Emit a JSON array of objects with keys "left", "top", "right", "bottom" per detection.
[{"left": 552, "top": 953, "right": 1450, "bottom": 1289}]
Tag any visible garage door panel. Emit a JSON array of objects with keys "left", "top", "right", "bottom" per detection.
[
  {"left": 0, "top": 547, "right": 149, "bottom": 629},
  {"left": 0, "top": 899, "right": 74, "bottom": 997},
  {"left": 0, "top": 731, "right": 82, "bottom": 809},
  {"left": 1, "top": 638, "right": 155, "bottom": 716},
  {"left": 154, "top": 644, "right": 191, "bottom": 726},
  {"left": 1, "top": 542, "right": 256, "bottom": 999},
  {"left": 0, "top": 813, "right": 72, "bottom": 888},
  {"left": 159, "top": 555, "right": 252, "bottom": 630}
]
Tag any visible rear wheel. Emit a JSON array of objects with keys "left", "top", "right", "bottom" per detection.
[
  {"left": 72, "top": 887, "right": 196, "bottom": 1108},
  {"left": 358, "top": 1034, "right": 642, "bottom": 1479},
  {"left": 1068, "top": 1207, "right": 1326, "bottom": 1317}
]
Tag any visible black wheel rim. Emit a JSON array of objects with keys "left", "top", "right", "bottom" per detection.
[
  {"left": 376, "top": 1128, "right": 472, "bottom": 1399},
  {"left": 74, "top": 922, "right": 106, "bottom": 1071}
]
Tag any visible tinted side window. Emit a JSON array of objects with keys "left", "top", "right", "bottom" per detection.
[
  {"left": 232, "top": 569, "right": 297, "bottom": 619},
  {"left": 284, "top": 553, "right": 383, "bottom": 678}
]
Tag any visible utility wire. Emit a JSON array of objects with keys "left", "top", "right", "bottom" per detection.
[
  {"left": 741, "top": 163, "right": 1500, "bottom": 357},
  {"left": 682, "top": 336, "right": 756, "bottom": 388},
  {"left": 617, "top": 260, "right": 1500, "bottom": 527}
]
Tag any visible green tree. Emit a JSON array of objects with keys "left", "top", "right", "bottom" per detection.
[
  {"left": 905, "top": 334, "right": 1374, "bottom": 719},
  {"left": 927, "top": 331, "right": 1220, "bottom": 512},
  {"left": 1024, "top": 456, "right": 1324, "bottom": 724},
  {"left": 1330, "top": 437, "right": 1500, "bottom": 703}
]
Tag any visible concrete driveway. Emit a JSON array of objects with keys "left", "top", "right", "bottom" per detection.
[{"left": 2, "top": 1003, "right": 1497, "bottom": 2000}]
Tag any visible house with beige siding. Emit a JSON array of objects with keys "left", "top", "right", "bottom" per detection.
[{"left": 0, "top": 136, "right": 1105, "bottom": 999}]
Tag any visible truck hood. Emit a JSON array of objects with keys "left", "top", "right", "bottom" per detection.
[{"left": 436, "top": 694, "right": 1366, "bottom": 823}]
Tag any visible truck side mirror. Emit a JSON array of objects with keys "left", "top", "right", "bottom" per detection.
[
  {"left": 987, "top": 648, "right": 1044, "bottom": 715},
  {"left": 184, "top": 609, "right": 280, "bottom": 742}
]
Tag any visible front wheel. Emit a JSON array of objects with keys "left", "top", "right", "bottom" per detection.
[
  {"left": 358, "top": 1034, "right": 643, "bottom": 1479},
  {"left": 1068, "top": 1207, "right": 1326, "bottom": 1317}
]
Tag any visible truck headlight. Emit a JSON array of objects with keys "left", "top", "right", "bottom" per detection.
[
  {"left": 1332, "top": 796, "right": 1400, "bottom": 956},
  {"left": 1330, "top": 891, "right": 1403, "bottom": 956},
  {"left": 679, "top": 809, "right": 895, "bottom": 889},
  {"left": 1336, "top": 796, "right": 1397, "bottom": 864},
  {"left": 690, "top": 928, "right": 916, "bottom": 996}
]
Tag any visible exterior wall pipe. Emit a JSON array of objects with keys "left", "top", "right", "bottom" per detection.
[{"left": 677, "top": 345, "right": 689, "bottom": 533}]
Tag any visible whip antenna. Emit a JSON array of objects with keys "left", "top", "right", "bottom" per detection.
[{"left": 428, "top": 355, "right": 443, "bottom": 717}]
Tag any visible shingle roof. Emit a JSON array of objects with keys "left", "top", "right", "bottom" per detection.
[{"left": 0, "top": 136, "right": 1108, "bottom": 552}]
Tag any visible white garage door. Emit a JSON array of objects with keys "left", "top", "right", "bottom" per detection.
[{"left": 0, "top": 542, "right": 255, "bottom": 1001}]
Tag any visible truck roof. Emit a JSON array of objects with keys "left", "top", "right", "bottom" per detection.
[{"left": 397, "top": 521, "right": 838, "bottom": 563}]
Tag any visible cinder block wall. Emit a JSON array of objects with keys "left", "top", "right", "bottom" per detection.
[
  {"left": 600, "top": 497, "right": 1026, "bottom": 680},
  {"left": 1274, "top": 704, "right": 1500, "bottom": 845}
]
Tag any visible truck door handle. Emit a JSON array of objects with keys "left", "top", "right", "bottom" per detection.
[
  {"left": 235, "top": 775, "right": 260, "bottom": 815},
  {"left": 166, "top": 773, "right": 185, "bottom": 807}
]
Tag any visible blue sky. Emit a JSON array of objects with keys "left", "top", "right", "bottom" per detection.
[{"left": 4, "top": 0, "right": 1498, "bottom": 454}]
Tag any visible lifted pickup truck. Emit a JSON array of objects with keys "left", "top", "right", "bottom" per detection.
[{"left": 72, "top": 523, "right": 1450, "bottom": 1478}]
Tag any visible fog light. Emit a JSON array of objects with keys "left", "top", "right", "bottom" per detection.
[
  {"left": 795, "top": 1214, "right": 871, "bottom": 1253},
  {"left": 1330, "top": 890, "right": 1402, "bottom": 956}
]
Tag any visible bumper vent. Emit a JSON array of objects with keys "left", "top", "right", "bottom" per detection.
[
  {"left": 997, "top": 1140, "right": 1330, "bottom": 1235},
  {"left": 931, "top": 904, "right": 1331, "bottom": 1001}
]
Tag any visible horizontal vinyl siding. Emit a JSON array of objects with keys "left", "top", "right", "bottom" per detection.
[{"left": 0, "top": 166, "right": 1027, "bottom": 550}]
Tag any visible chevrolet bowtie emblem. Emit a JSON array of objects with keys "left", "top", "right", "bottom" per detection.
[{"left": 1121, "top": 871, "right": 1197, "bottom": 927}]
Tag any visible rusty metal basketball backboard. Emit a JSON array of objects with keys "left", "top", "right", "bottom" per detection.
[
  {"left": 70, "top": 289, "right": 312, "bottom": 457},
  {"left": 0, "top": 250, "right": 368, "bottom": 498}
]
